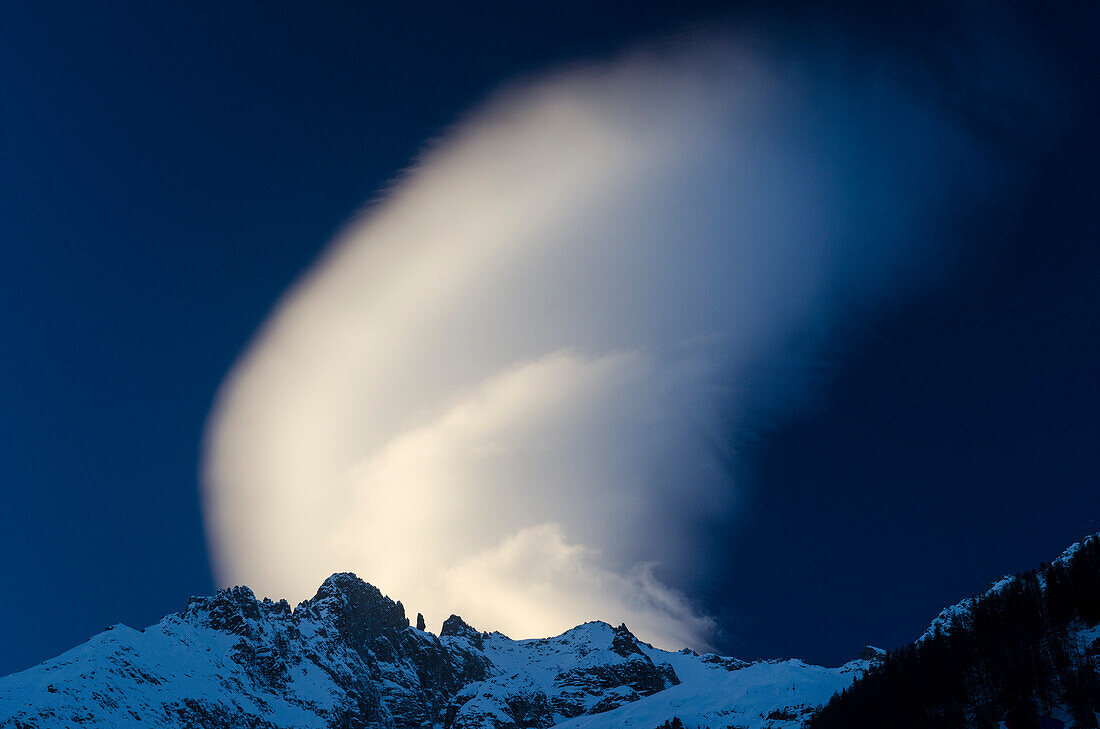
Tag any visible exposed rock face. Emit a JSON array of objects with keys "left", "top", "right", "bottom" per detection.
[
  {"left": 856, "top": 646, "right": 886, "bottom": 662},
  {"left": 0, "top": 574, "right": 872, "bottom": 729},
  {"left": 440, "top": 615, "right": 484, "bottom": 649}
]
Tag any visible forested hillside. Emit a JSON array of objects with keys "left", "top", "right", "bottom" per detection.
[{"left": 811, "top": 535, "right": 1100, "bottom": 729}]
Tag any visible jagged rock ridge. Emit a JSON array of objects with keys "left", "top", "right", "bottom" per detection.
[{"left": 0, "top": 574, "right": 876, "bottom": 729}]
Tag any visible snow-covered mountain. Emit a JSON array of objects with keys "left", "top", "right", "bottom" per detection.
[
  {"left": 7, "top": 534, "right": 1097, "bottom": 728},
  {"left": 0, "top": 573, "right": 878, "bottom": 729}
]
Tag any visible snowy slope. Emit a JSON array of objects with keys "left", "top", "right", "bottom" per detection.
[
  {"left": 553, "top": 657, "right": 872, "bottom": 729},
  {"left": 918, "top": 573, "right": 1017, "bottom": 643},
  {"left": 0, "top": 575, "right": 875, "bottom": 729},
  {"left": 918, "top": 533, "right": 1100, "bottom": 645}
]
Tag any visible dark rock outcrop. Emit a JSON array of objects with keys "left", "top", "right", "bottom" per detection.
[{"left": 440, "top": 614, "right": 484, "bottom": 648}]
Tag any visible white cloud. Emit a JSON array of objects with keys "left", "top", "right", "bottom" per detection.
[{"left": 202, "top": 35, "right": 990, "bottom": 650}]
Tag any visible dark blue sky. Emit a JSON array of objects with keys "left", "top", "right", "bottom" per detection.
[{"left": 1, "top": 1, "right": 1097, "bottom": 676}]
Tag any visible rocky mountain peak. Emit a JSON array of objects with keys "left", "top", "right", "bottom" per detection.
[
  {"left": 440, "top": 614, "right": 483, "bottom": 647},
  {"left": 308, "top": 573, "right": 408, "bottom": 630},
  {"left": 857, "top": 645, "right": 886, "bottom": 661},
  {"left": 301, "top": 572, "right": 411, "bottom": 666},
  {"left": 610, "top": 622, "right": 645, "bottom": 658},
  {"left": 184, "top": 585, "right": 268, "bottom": 637}
]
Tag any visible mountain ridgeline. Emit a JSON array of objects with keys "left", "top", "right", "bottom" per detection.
[
  {"left": 0, "top": 573, "right": 873, "bottom": 729},
  {"left": 0, "top": 534, "right": 1097, "bottom": 728},
  {"left": 811, "top": 534, "right": 1100, "bottom": 729}
]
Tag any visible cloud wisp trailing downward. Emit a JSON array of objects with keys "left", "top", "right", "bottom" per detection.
[{"left": 203, "top": 34, "right": 994, "bottom": 650}]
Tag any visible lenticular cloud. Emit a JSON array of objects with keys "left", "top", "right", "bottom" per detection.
[{"left": 202, "top": 37, "right": 987, "bottom": 650}]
